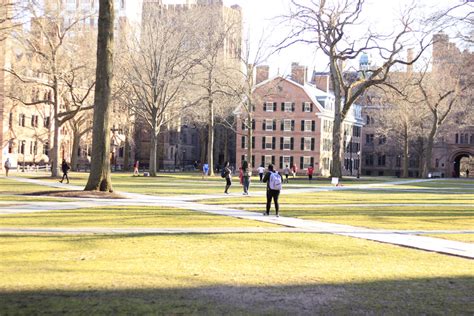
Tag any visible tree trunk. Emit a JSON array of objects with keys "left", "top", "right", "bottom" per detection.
[
  {"left": 51, "top": 79, "right": 60, "bottom": 177},
  {"left": 149, "top": 132, "right": 158, "bottom": 177},
  {"left": 71, "top": 133, "right": 80, "bottom": 171},
  {"left": 422, "top": 123, "right": 437, "bottom": 178},
  {"left": 223, "top": 127, "right": 228, "bottom": 164},
  {"left": 331, "top": 109, "right": 343, "bottom": 178},
  {"left": 402, "top": 128, "right": 409, "bottom": 178},
  {"left": 200, "top": 127, "right": 207, "bottom": 164},
  {"left": 207, "top": 99, "right": 215, "bottom": 176},
  {"left": 246, "top": 112, "right": 253, "bottom": 167},
  {"left": 85, "top": 0, "right": 114, "bottom": 192},
  {"left": 123, "top": 136, "right": 130, "bottom": 171}
]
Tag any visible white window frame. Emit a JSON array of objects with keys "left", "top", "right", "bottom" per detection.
[
  {"left": 265, "top": 136, "right": 273, "bottom": 149},
  {"left": 283, "top": 156, "right": 291, "bottom": 168},
  {"left": 283, "top": 137, "right": 291, "bottom": 150},
  {"left": 304, "top": 137, "right": 312, "bottom": 151},
  {"left": 304, "top": 120, "right": 312, "bottom": 132},
  {"left": 284, "top": 102, "right": 292, "bottom": 112},
  {"left": 265, "top": 119, "right": 273, "bottom": 131},
  {"left": 264, "top": 155, "right": 272, "bottom": 166},
  {"left": 303, "top": 156, "right": 312, "bottom": 169},
  {"left": 304, "top": 102, "right": 311, "bottom": 112},
  {"left": 265, "top": 101, "right": 273, "bottom": 112},
  {"left": 283, "top": 119, "right": 292, "bottom": 132}
]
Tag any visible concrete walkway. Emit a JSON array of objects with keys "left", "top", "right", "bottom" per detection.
[{"left": 1, "top": 176, "right": 473, "bottom": 259}]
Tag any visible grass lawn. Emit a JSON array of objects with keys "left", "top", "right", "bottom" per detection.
[
  {"left": 0, "top": 233, "right": 472, "bottom": 314},
  {"left": 0, "top": 206, "right": 276, "bottom": 228}
]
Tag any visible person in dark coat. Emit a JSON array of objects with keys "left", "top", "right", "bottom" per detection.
[
  {"left": 262, "top": 164, "right": 282, "bottom": 217},
  {"left": 59, "top": 159, "right": 70, "bottom": 184},
  {"left": 223, "top": 161, "right": 232, "bottom": 194}
]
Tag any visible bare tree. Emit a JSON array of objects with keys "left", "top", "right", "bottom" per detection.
[
  {"left": 191, "top": 5, "right": 242, "bottom": 175},
  {"left": 120, "top": 10, "right": 200, "bottom": 176},
  {"left": 279, "top": 0, "right": 429, "bottom": 178},
  {"left": 84, "top": 0, "right": 114, "bottom": 191},
  {"left": 4, "top": 2, "right": 95, "bottom": 177}
]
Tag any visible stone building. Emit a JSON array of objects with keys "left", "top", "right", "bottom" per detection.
[{"left": 235, "top": 63, "right": 363, "bottom": 176}]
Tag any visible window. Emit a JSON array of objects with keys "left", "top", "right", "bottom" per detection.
[
  {"left": 265, "top": 119, "right": 274, "bottom": 131},
  {"left": 304, "top": 120, "right": 312, "bottom": 132},
  {"left": 283, "top": 102, "right": 293, "bottom": 112},
  {"left": 264, "top": 155, "right": 272, "bottom": 167},
  {"left": 19, "top": 114, "right": 26, "bottom": 127},
  {"left": 283, "top": 119, "right": 292, "bottom": 132},
  {"left": 455, "top": 133, "right": 459, "bottom": 144},
  {"left": 265, "top": 136, "right": 273, "bottom": 149},
  {"left": 366, "top": 134, "right": 374, "bottom": 144},
  {"left": 283, "top": 137, "right": 291, "bottom": 150},
  {"left": 119, "top": 147, "right": 124, "bottom": 158},
  {"left": 377, "top": 154, "right": 386, "bottom": 166},
  {"left": 303, "top": 102, "right": 312, "bottom": 112},
  {"left": 44, "top": 117, "right": 50, "bottom": 128},
  {"left": 365, "top": 154, "right": 374, "bottom": 166},
  {"left": 303, "top": 137, "right": 312, "bottom": 151},
  {"left": 19, "top": 140, "right": 26, "bottom": 154},
  {"left": 282, "top": 156, "right": 291, "bottom": 168},
  {"left": 303, "top": 156, "right": 312, "bottom": 169},
  {"left": 43, "top": 142, "right": 49, "bottom": 155},
  {"left": 353, "top": 126, "right": 361, "bottom": 137},
  {"left": 435, "top": 159, "right": 439, "bottom": 168},
  {"left": 8, "top": 140, "right": 13, "bottom": 154},
  {"left": 31, "top": 115, "right": 39, "bottom": 128},
  {"left": 378, "top": 135, "right": 386, "bottom": 145},
  {"left": 264, "top": 102, "right": 275, "bottom": 112}
]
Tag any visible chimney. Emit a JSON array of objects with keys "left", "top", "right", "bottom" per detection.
[
  {"left": 311, "top": 71, "right": 330, "bottom": 92},
  {"left": 407, "top": 48, "right": 414, "bottom": 73},
  {"left": 256, "top": 65, "right": 269, "bottom": 85},
  {"left": 291, "top": 62, "right": 307, "bottom": 85}
]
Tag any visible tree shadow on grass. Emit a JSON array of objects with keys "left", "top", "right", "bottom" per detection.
[{"left": 0, "top": 277, "right": 472, "bottom": 315}]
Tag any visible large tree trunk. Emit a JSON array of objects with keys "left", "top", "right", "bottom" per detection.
[
  {"left": 123, "top": 137, "right": 130, "bottom": 171},
  {"left": 207, "top": 99, "right": 215, "bottom": 176},
  {"left": 223, "top": 127, "right": 228, "bottom": 164},
  {"left": 422, "top": 123, "right": 437, "bottom": 178},
  {"left": 149, "top": 131, "right": 158, "bottom": 177},
  {"left": 329, "top": 59, "right": 343, "bottom": 178},
  {"left": 85, "top": 0, "right": 114, "bottom": 192},
  {"left": 246, "top": 112, "right": 253, "bottom": 167},
  {"left": 71, "top": 133, "right": 80, "bottom": 171}
]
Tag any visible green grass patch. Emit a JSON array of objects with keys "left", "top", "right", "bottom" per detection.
[
  {"left": 0, "top": 233, "right": 472, "bottom": 314},
  {"left": 0, "top": 206, "right": 275, "bottom": 228}
]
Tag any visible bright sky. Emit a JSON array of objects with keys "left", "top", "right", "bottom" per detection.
[{"left": 223, "top": 0, "right": 466, "bottom": 77}]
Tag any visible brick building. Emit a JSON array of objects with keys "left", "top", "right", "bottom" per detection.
[{"left": 235, "top": 63, "right": 363, "bottom": 176}]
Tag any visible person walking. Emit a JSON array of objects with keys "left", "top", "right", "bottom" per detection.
[
  {"left": 222, "top": 161, "right": 232, "bottom": 194},
  {"left": 307, "top": 165, "right": 314, "bottom": 182},
  {"left": 257, "top": 165, "right": 265, "bottom": 182},
  {"left": 202, "top": 163, "right": 209, "bottom": 179},
  {"left": 242, "top": 160, "right": 251, "bottom": 195},
  {"left": 4, "top": 158, "right": 11, "bottom": 177},
  {"left": 133, "top": 160, "right": 139, "bottom": 176},
  {"left": 291, "top": 164, "right": 298, "bottom": 178},
  {"left": 59, "top": 159, "right": 71, "bottom": 184},
  {"left": 263, "top": 164, "right": 282, "bottom": 217},
  {"left": 283, "top": 165, "right": 290, "bottom": 183}
]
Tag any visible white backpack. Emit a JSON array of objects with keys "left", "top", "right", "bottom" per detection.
[{"left": 269, "top": 172, "right": 282, "bottom": 191}]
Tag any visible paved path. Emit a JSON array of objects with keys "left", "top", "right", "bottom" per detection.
[{"left": 1, "top": 176, "right": 473, "bottom": 259}]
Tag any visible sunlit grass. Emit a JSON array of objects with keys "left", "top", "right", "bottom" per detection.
[
  {"left": 0, "top": 206, "right": 275, "bottom": 228},
  {"left": 0, "top": 233, "right": 472, "bottom": 314}
]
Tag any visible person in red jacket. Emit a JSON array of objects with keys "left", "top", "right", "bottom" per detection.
[{"left": 307, "top": 165, "right": 314, "bottom": 182}]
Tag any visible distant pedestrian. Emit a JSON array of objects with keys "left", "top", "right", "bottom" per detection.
[
  {"left": 133, "top": 160, "right": 139, "bottom": 176},
  {"left": 307, "top": 165, "right": 314, "bottom": 182},
  {"left": 4, "top": 158, "right": 11, "bottom": 177},
  {"left": 193, "top": 161, "right": 198, "bottom": 170},
  {"left": 222, "top": 161, "right": 232, "bottom": 194},
  {"left": 242, "top": 160, "right": 251, "bottom": 195},
  {"left": 263, "top": 164, "right": 282, "bottom": 217},
  {"left": 59, "top": 159, "right": 70, "bottom": 184},
  {"left": 467, "top": 169, "right": 470, "bottom": 178},
  {"left": 202, "top": 163, "right": 209, "bottom": 179},
  {"left": 283, "top": 165, "right": 290, "bottom": 183},
  {"left": 257, "top": 165, "right": 265, "bottom": 182},
  {"left": 291, "top": 164, "right": 298, "bottom": 178}
]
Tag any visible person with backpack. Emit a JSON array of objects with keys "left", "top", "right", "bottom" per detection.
[
  {"left": 242, "top": 160, "right": 251, "bottom": 195},
  {"left": 4, "top": 158, "right": 11, "bottom": 177},
  {"left": 59, "top": 158, "right": 71, "bottom": 184},
  {"left": 307, "top": 165, "right": 314, "bottom": 182},
  {"left": 222, "top": 161, "right": 232, "bottom": 194},
  {"left": 262, "top": 164, "right": 282, "bottom": 217}
]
